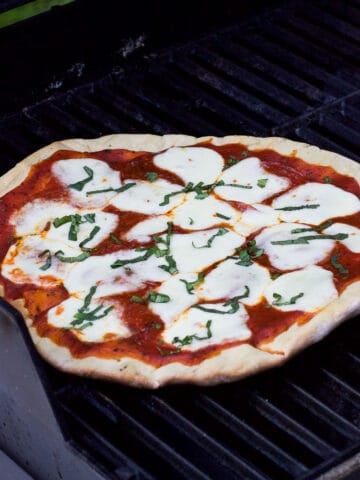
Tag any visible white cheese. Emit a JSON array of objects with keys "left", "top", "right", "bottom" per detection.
[
  {"left": 171, "top": 228, "right": 245, "bottom": 273},
  {"left": 272, "top": 183, "right": 360, "bottom": 224},
  {"left": 153, "top": 146, "right": 224, "bottom": 184},
  {"left": 162, "top": 302, "right": 250, "bottom": 351},
  {"left": 255, "top": 223, "right": 335, "bottom": 270},
  {"left": 2, "top": 236, "right": 80, "bottom": 287},
  {"left": 324, "top": 222, "right": 360, "bottom": 253},
  {"left": 64, "top": 250, "right": 170, "bottom": 298},
  {"left": 52, "top": 158, "right": 122, "bottom": 208},
  {"left": 264, "top": 265, "right": 338, "bottom": 312},
  {"left": 11, "top": 200, "right": 74, "bottom": 236},
  {"left": 172, "top": 192, "right": 240, "bottom": 230},
  {"left": 11, "top": 199, "right": 118, "bottom": 249},
  {"left": 125, "top": 215, "right": 169, "bottom": 242},
  {"left": 149, "top": 273, "right": 200, "bottom": 325},
  {"left": 215, "top": 157, "right": 290, "bottom": 204},
  {"left": 48, "top": 297, "right": 130, "bottom": 343},
  {"left": 199, "top": 259, "right": 271, "bottom": 305},
  {"left": 110, "top": 179, "right": 185, "bottom": 215},
  {"left": 233, "top": 204, "right": 280, "bottom": 236}
]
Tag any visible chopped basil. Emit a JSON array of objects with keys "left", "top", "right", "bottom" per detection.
[
  {"left": 111, "top": 222, "right": 177, "bottom": 273},
  {"left": 172, "top": 320, "right": 212, "bottom": 347},
  {"left": 290, "top": 220, "right": 333, "bottom": 234},
  {"left": 110, "top": 233, "right": 122, "bottom": 245},
  {"left": 189, "top": 217, "right": 194, "bottom": 225},
  {"left": 192, "top": 227, "right": 229, "bottom": 249},
  {"left": 257, "top": 178, "right": 268, "bottom": 188},
  {"left": 79, "top": 226, "right": 100, "bottom": 250},
  {"left": 215, "top": 212, "right": 231, "bottom": 220},
  {"left": 70, "top": 285, "right": 114, "bottom": 328},
  {"left": 275, "top": 204, "right": 320, "bottom": 211},
  {"left": 86, "top": 182, "right": 136, "bottom": 196},
  {"left": 271, "top": 233, "right": 348, "bottom": 245},
  {"left": 235, "top": 240, "right": 264, "bottom": 266},
  {"left": 145, "top": 172, "right": 158, "bottom": 182},
  {"left": 270, "top": 272, "right": 283, "bottom": 280},
  {"left": 68, "top": 166, "right": 94, "bottom": 191},
  {"left": 159, "top": 255, "right": 178, "bottom": 274},
  {"left": 324, "top": 176, "right": 332, "bottom": 184},
  {"left": 38, "top": 249, "right": 52, "bottom": 271},
  {"left": 130, "top": 295, "right": 146, "bottom": 304},
  {"left": 159, "top": 180, "right": 251, "bottom": 206},
  {"left": 180, "top": 273, "right": 205, "bottom": 294},
  {"left": 131, "top": 291, "right": 170, "bottom": 304},
  {"left": 148, "top": 291, "right": 170, "bottom": 303},
  {"left": 53, "top": 213, "right": 96, "bottom": 241},
  {"left": 241, "top": 150, "right": 248, "bottom": 157},
  {"left": 111, "top": 250, "right": 152, "bottom": 269},
  {"left": 225, "top": 156, "right": 238, "bottom": 169},
  {"left": 151, "top": 323, "right": 163, "bottom": 330},
  {"left": 55, "top": 250, "right": 91, "bottom": 263},
  {"left": 272, "top": 292, "right": 304, "bottom": 307},
  {"left": 331, "top": 253, "right": 348, "bottom": 275},
  {"left": 192, "top": 286, "right": 249, "bottom": 314}
]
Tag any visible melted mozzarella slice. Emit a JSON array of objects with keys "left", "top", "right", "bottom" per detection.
[
  {"left": 149, "top": 273, "right": 200, "bottom": 325},
  {"left": 171, "top": 228, "right": 245, "bottom": 273},
  {"left": 125, "top": 215, "right": 168, "bottom": 242},
  {"left": 11, "top": 200, "right": 118, "bottom": 249},
  {"left": 233, "top": 204, "right": 280, "bottom": 236},
  {"left": 272, "top": 183, "right": 360, "bottom": 224},
  {"left": 64, "top": 251, "right": 170, "bottom": 298},
  {"left": 215, "top": 157, "right": 290, "bottom": 204},
  {"left": 172, "top": 193, "right": 240, "bottom": 230},
  {"left": 2, "top": 236, "right": 80, "bottom": 287},
  {"left": 153, "top": 146, "right": 224, "bottom": 184},
  {"left": 110, "top": 179, "right": 185, "bottom": 215},
  {"left": 11, "top": 200, "right": 74, "bottom": 236},
  {"left": 162, "top": 303, "right": 250, "bottom": 351},
  {"left": 46, "top": 210, "right": 118, "bottom": 248},
  {"left": 52, "top": 158, "right": 122, "bottom": 208},
  {"left": 264, "top": 265, "right": 337, "bottom": 312},
  {"left": 199, "top": 259, "right": 271, "bottom": 305},
  {"left": 48, "top": 297, "right": 130, "bottom": 343},
  {"left": 324, "top": 222, "right": 360, "bottom": 253},
  {"left": 255, "top": 223, "right": 335, "bottom": 270}
]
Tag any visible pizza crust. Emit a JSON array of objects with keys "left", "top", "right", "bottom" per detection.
[{"left": 1, "top": 135, "right": 359, "bottom": 388}]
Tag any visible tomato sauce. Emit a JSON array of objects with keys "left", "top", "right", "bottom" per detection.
[{"left": 0, "top": 143, "right": 358, "bottom": 366}]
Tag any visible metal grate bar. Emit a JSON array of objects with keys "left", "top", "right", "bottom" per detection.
[
  {"left": 129, "top": 392, "right": 266, "bottom": 480},
  {"left": 246, "top": 392, "right": 338, "bottom": 459},
  {"left": 114, "top": 78, "right": 225, "bottom": 136},
  {"left": 280, "top": 14, "right": 360, "bottom": 63},
  {"left": 206, "top": 36, "right": 332, "bottom": 106},
  {"left": 285, "top": 381, "right": 360, "bottom": 440},
  {"left": 232, "top": 30, "right": 358, "bottom": 93},
  {"left": 60, "top": 400, "right": 152, "bottom": 480},
  {"left": 300, "top": 4, "right": 360, "bottom": 43},
  {"left": 175, "top": 57, "right": 290, "bottom": 126},
  {"left": 196, "top": 394, "right": 308, "bottom": 477},
  {"left": 150, "top": 64, "right": 266, "bottom": 134},
  {"left": 192, "top": 46, "right": 307, "bottom": 115}
]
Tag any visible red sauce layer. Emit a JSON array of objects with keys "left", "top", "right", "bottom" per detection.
[{"left": 0, "top": 143, "right": 358, "bottom": 366}]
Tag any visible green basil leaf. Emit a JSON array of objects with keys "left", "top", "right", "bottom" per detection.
[
  {"left": 192, "top": 228, "right": 229, "bottom": 249},
  {"left": 145, "top": 172, "right": 158, "bottom": 182},
  {"left": 180, "top": 272, "right": 205, "bottom": 294},
  {"left": 172, "top": 320, "right": 212, "bottom": 347},
  {"left": 54, "top": 250, "right": 91, "bottom": 263},
  {"left": 330, "top": 253, "right": 348, "bottom": 275},
  {"left": 68, "top": 166, "right": 94, "bottom": 191},
  {"left": 257, "top": 178, "right": 268, "bottom": 188},
  {"left": 272, "top": 292, "right": 304, "bottom": 306},
  {"left": 271, "top": 233, "right": 348, "bottom": 245},
  {"left": 38, "top": 249, "right": 52, "bottom": 271},
  {"left": 275, "top": 204, "right": 320, "bottom": 211},
  {"left": 86, "top": 182, "right": 136, "bottom": 196}
]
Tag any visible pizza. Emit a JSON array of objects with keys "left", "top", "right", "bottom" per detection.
[{"left": 0, "top": 134, "right": 359, "bottom": 388}]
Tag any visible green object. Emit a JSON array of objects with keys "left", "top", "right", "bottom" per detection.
[{"left": 0, "top": 0, "right": 75, "bottom": 29}]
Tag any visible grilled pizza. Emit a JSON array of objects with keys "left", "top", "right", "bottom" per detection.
[{"left": 0, "top": 134, "right": 359, "bottom": 388}]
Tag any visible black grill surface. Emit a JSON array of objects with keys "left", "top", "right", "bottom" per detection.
[{"left": 0, "top": 1, "right": 360, "bottom": 479}]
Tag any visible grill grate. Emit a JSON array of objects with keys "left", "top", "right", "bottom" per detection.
[{"left": 0, "top": 1, "right": 359, "bottom": 479}]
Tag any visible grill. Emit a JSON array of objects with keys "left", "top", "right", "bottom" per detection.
[{"left": 0, "top": 1, "right": 359, "bottom": 479}]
